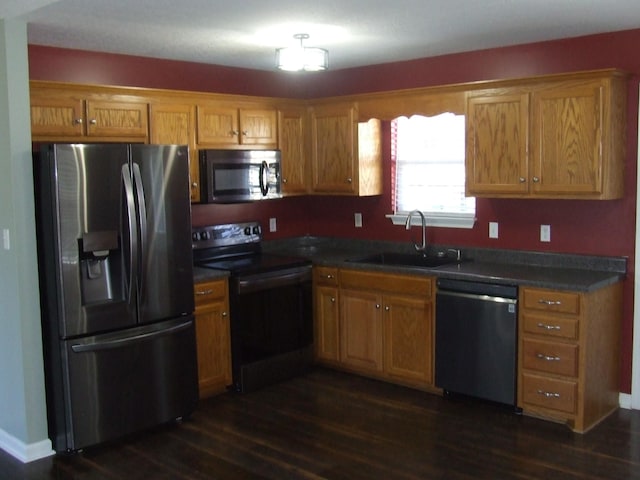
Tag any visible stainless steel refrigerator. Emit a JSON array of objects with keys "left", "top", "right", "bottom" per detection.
[{"left": 33, "top": 143, "right": 198, "bottom": 453}]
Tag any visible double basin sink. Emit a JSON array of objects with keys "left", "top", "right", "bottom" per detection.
[{"left": 347, "top": 251, "right": 464, "bottom": 269}]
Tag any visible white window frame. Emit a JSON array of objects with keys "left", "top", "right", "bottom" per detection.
[{"left": 386, "top": 113, "right": 476, "bottom": 229}]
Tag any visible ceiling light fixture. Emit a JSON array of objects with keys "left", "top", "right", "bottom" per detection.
[{"left": 276, "top": 33, "right": 328, "bottom": 72}]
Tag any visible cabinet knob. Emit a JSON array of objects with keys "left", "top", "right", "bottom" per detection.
[
  {"left": 242, "top": 130, "right": 248, "bottom": 136},
  {"left": 325, "top": 274, "right": 334, "bottom": 279},
  {"left": 536, "top": 389, "right": 560, "bottom": 398},
  {"left": 536, "top": 322, "right": 561, "bottom": 331},
  {"left": 536, "top": 353, "right": 561, "bottom": 362},
  {"left": 74, "top": 118, "right": 83, "bottom": 125},
  {"left": 346, "top": 178, "right": 353, "bottom": 183},
  {"left": 375, "top": 304, "right": 381, "bottom": 309},
  {"left": 89, "top": 119, "right": 97, "bottom": 125},
  {"left": 222, "top": 311, "right": 228, "bottom": 317},
  {"left": 191, "top": 182, "right": 198, "bottom": 188},
  {"left": 331, "top": 297, "right": 336, "bottom": 303},
  {"left": 282, "top": 178, "right": 288, "bottom": 184},
  {"left": 385, "top": 305, "right": 390, "bottom": 311},
  {"left": 532, "top": 176, "right": 540, "bottom": 183},
  {"left": 230, "top": 130, "right": 239, "bottom": 136},
  {"left": 519, "top": 177, "right": 526, "bottom": 183}
]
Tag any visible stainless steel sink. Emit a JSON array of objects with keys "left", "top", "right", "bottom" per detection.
[{"left": 347, "top": 251, "right": 461, "bottom": 268}]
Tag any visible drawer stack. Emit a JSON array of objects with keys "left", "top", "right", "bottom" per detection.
[{"left": 517, "top": 283, "right": 622, "bottom": 432}]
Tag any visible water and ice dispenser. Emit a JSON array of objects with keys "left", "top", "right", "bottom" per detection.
[{"left": 79, "top": 230, "right": 122, "bottom": 305}]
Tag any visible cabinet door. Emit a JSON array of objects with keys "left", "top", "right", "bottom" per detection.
[
  {"left": 383, "top": 294, "right": 433, "bottom": 385},
  {"left": 314, "top": 285, "right": 340, "bottom": 362},
  {"left": 339, "top": 289, "right": 383, "bottom": 372},
  {"left": 531, "top": 81, "right": 604, "bottom": 196},
  {"left": 85, "top": 100, "right": 148, "bottom": 138},
  {"left": 310, "top": 103, "right": 356, "bottom": 194},
  {"left": 195, "top": 301, "right": 232, "bottom": 398},
  {"left": 197, "top": 105, "right": 239, "bottom": 146},
  {"left": 149, "top": 103, "right": 199, "bottom": 202},
  {"left": 30, "top": 96, "right": 85, "bottom": 137},
  {"left": 466, "top": 91, "right": 529, "bottom": 196},
  {"left": 278, "top": 107, "right": 309, "bottom": 194},
  {"left": 239, "top": 108, "right": 278, "bottom": 147}
]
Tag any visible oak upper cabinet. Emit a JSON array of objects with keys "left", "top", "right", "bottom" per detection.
[
  {"left": 196, "top": 103, "right": 278, "bottom": 148},
  {"left": 313, "top": 267, "right": 340, "bottom": 364},
  {"left": 194, "top": 279, "right": 232, "bottom": 398},
  {"left": 30, "top": 83, "right": 148, "bottom": 141},
  {"left": 309, "top": 102, "right": 382, "bottom": 196},
  {"left": 518, "top": 283, "right": 622, "bottom": 433},
  {"left": 278, "top": 105, "right": 310, "bottom": 195},
  {"left": 338, "top": 269, "right": 434, "bottom": 388},
  {"left": 149, "top": 103, "right": 200, "bottom": 202},
  {"left": 466, "top": 89, "right": 530, "bottom": 196},
  {"left": 466, "top": 70, "right": 627, "bottom": 199}
]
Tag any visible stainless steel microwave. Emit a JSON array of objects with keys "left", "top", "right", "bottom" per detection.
[{"left": 198, "top": 149, "right": 282, "bottom": 203}]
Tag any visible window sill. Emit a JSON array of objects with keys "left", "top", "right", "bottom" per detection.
[{"left": 386, "top": 212, "right": 476, "bottom": 229}]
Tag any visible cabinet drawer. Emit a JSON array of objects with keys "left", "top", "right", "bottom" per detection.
[
  {"left": 314, "top": 266, "right": 339, "bottom": 286},
  {"left": 522, "top": 338, "right": 578, "bottom": 377},
  {"left": 340, "top": 269, "right": 432, "bottom": 297},
  {"left": 522, "top": 311, "right": 579, "bottom": 340},
  {"left": 194, "top": 280, "right": 227, "bottom": 307},
  {"left": 522, "top": 288, "right": 580, "bottom": 315},
  {"left": 522, "top": 373, "right": 577, "bottom": 414}
]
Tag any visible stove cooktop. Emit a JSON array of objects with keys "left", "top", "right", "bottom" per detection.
[{"left": 198, "top": 253, "right": 311, "bottom": 276}]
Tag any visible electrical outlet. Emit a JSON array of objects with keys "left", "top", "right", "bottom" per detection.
[
  {"left": 269, "top": 217, "right": 277, "bottom": 232},
  {"left": 354, "top": 212, "right": 363, "bottom": 228},
  {"left": 2, "top": 229, "right": 9, "bottom": 250},
  {"left": 489, "top": 222, "right": 499, "bottom": 239},
  {"left": 540, "top": 224, "right": 551, "bottom": 242}
]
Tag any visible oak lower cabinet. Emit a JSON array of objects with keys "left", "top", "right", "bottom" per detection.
[
  {"left": 313, "top": 267, "right": 340, "bottom": 364},
  {"left": 517, "top": 283, "right": 622, "bottom": 432},
  {"left": 466, "top": 69, "right": 627, "bottom": 199},
  {"left": 309, "top": 102, "right": 382, "bottom": 196},
  {"left": 149, "top": 103, "right": 199, "bottom": 202},
  {"left": 194, "top": 279, "right": 232, "bottom": 398},
  {"left": 316, "top": 268, "right": 434, "bottom": 389}
]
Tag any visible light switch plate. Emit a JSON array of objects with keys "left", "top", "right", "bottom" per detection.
[
  {"left": 541, "top": 224, "right": 551, "bottom": 242},
  {"left": 354, "top": 212, "right": 363, "bottom": 228},
  {"left": 269, "top": 217, "right": 277, "bottom": 232},
  {"left": 2, "top": 229, "right": 9, "bottom": 250},
  {"left": 489, "top": 222, "right": 499, "bottom": 239}
]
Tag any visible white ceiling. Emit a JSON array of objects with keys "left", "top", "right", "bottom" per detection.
[{"left": 3, "top": 0, "right": 640, "bottom": 72}]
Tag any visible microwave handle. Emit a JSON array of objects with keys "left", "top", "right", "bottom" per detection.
[{"left": 259, "top": 160, "right": 269, "bottom": 196}]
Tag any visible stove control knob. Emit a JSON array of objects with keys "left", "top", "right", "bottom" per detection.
[
  {"left": 192, "top": 232, "right": 200, "bottom": 241},
  {"left": 244, "top": 226, "right": 251, "bottom": 235},
  {"left": 253, "top": 226, "right": 261, "bottom": 235},
  {"left": 201, "top": 231, "right": 210, "bottom": 240}
]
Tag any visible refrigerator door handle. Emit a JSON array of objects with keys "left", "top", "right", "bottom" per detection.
[
  {"left": 70, "top": 319, "right": 193, "bottom": 353},
  {"left": 121, "top": 163, "right": 138, "bottom": 304},
  {"left": 131, "top": 162, "right": 147, "bottom": 294}
]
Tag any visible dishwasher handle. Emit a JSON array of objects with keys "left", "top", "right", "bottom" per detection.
[
  {"left": 437, "top": 278, "right": 518, "bottom": 299},
  {"left": 436, "top": 289, "right": 517, "bottom": 305}
]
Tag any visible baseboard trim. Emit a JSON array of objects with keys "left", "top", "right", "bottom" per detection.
[
  {"left": 0, "top": 428, "right": 54, "bottom": 463},
  {"left": 619, "top": 392, "right": 633, "bottom": 410}
]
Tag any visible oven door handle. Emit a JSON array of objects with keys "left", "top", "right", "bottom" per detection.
[{"left": 234, "top": 267, "right": 311, "bottom": 294}]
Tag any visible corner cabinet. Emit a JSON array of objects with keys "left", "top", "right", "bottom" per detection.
[
  {"left": 278, "top": 105, "right": 310, "bottom": 195},
  {"left": 313, "top": 267, "right": 435, "bottom": 389},
  {"left": 466, "top": 70, "right": 627, "bottom": 199},
  {"left": 517, "top": 283, "right": 622, "bottom": 432},
  {"left": 194, "top": 279, "right": 232, "bottom": 398},
  {"left": 309, "top": 102, "right": 383, "bottom": 196}
]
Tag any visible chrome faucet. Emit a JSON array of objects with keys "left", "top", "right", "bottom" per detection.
[{"left": 405, "top": 210, "right": 427, "bottom": 253}]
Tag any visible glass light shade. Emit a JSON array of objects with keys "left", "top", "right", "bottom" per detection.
[{"left": 276, "top": 46, "right": 328, "bottom": 71}]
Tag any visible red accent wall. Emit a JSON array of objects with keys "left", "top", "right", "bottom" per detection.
[{"left": 28, "top": 28, "right": 640, "bottom": 392}]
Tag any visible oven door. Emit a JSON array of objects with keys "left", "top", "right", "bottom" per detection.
[{"left": 229, "top": 265, "right": 313, "bottom": 392}]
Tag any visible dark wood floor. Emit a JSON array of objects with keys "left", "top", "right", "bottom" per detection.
[{"left": 3, "top": 367, "right": 640, "bottom": 479}]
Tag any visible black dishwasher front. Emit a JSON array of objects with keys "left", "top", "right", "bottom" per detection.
[{"left": 435, "top": 278, "right": 518, "bottom": 407}]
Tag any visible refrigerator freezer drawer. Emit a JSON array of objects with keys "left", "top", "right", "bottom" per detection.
[{"left": 51, "top": 317, "right": 198, "bottom": 452}]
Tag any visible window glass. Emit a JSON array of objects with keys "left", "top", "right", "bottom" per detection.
[{"left": 392, "top": 113, "right": 475, "bottom": 218}]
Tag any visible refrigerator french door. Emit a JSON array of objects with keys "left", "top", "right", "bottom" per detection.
[{"left": 34, "top": 143, "right": 198, "bottom": 453}]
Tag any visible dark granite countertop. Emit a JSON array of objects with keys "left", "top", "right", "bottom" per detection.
[
  {"left": 263, "top": 236, "right": 626, "bottom": 292},
  {"left": 193, "top": 266, "right": 229, "bottom": 283}
]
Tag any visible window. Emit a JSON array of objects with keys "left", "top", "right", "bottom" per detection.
[{"left": 388, "top": 113, "right": 475, "bottom": 229}]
